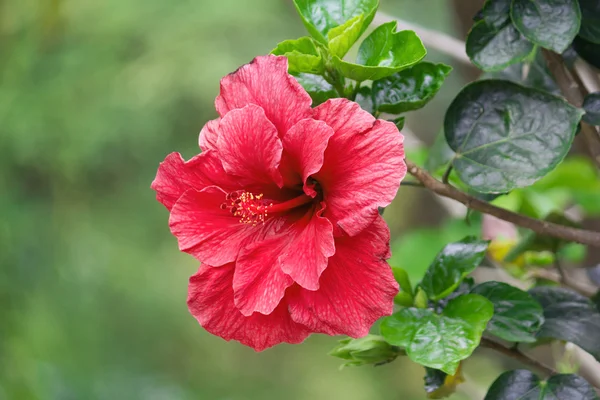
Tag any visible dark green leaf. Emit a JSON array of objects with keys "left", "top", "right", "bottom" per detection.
[
  {"left": 511, "top": 0, "right": 581, "bottom": 53},
  {"left": 444, "top": 80, "right": 583, "bottom": 193},
  {"left": 380, "top": 294, "right": 493, "bottom": 374},
  {"left": 419, "top": 237, "right": 489, "bottom": 301},
  {"left": 579, "top": 0, "right": 600, "bottom": 44},
  {"left": 573, "top": 35, "right": 600, "bottom": 69},
  {"left": 355, "top": 85, "right": 374, "bottom": 114},
  {"left": 292, "top": 0, "right": 378, "bottom": 46},
  {"left": 329, "top": 334, "right": 400, "bottom": 367},
  {"left": 480, "top": 0, "right": 511, "bottom": 29},
  {"left": 371, "top": 62, "right": 452, "bottom": 113},
  {"left": 392, "top": 116, "right": 405, "bottom": 130},
  {"left": 484, "top": 370, "right": 599, "bottom": 400},
  {"left": 529, "top": 286, "right": 600, "bottom": 362},
  {"left": 466, "top": 18, "right": 534, "bottom": 72},
  {"left": 583, "top": 92, "right": 600, "bottom": 125},
  {"left": 271, "top": 37, "right": 325, "bottom": 74},
  {"left": 424, "top": 365, "right": 465, "bottom": 399},
  {"left": 471, "top": 281, "right": 544, "bottom": 342},
  {"left": 487, "top": 50, "right": 559, "bottom": 95},
  {"left": 333, "top": 21, "right": 426, "bottom": 82},
  {"left": 292, "top": 73, "right": 337, "bottom": 106}
]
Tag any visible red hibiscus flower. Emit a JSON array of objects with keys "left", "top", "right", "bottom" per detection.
[{"left": 152, "top": 55, "right": 406, "bottom": 351}]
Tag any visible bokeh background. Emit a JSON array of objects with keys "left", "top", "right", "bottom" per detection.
[{"left": 0, "top": 0, "right": 510, "bottom": 398}]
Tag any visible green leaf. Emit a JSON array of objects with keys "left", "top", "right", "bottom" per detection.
[
  {"left": 355, "top": 85, "right": 374, "bottom": 114},
  {"left": 583, "top": 92, "right": 600, "bottom": 126},
  {"left": 380, "top": 294, "right": 493, "bottom": 374},
  {"left": 392, "top": 267, "right": 413, "bottom": 297},
  {"left": 573, "top": 36, "right": 600, "bottom": 69},
  {"left": 444, "top": 80, "right": 583, "bottom": 193},
  {"left": 332, "top": 21, "right": 426, "bottom": 82},
  {"left": 579, "top": 0, "right": 600, "bottom": 44},
  {"left": 466, "top": 18, "right": 534, "bottom": 72},
  {"left": 271, "top": 37, "right": 325, "bottom": 74},
  {"left": 292, "top": 73, "right": 337, "bottom": 106},
  {"left": 327, "top": 14, "right": 366, "bottom": 58},
  {"left": 484, "top": 370, "right": 599, "bottom": 400},
  {"left": 292, "top": 0, "right": 378, "bottom": 45},
  {"left": 510, "top": 0, "right": 581, "bottom": 53},
  {"left": 419, "top": 236, "right": 489, "bottom": 301},
  {"left": 529, "top": 286, "right": 600, "bottom": 362},
  {"left": 480, "top": 0, "right": 511, "bottom": 29},
  {"left": 391, "top": 116, "right": 405, "bottom": 130},
  {"left": 424, "top": 365, "right": 465, "bottom": 399},
  {"left": 471, "top": 281, "right": 544, "bottom": 342},
  {"left": 371, "top": 62, "right": 452, "bottom": 114},
  {"left": 329, "top": 334, "right": 400, "bottom": 367}
]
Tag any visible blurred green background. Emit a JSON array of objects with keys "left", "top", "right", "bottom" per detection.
[{"left": 0, "top": 1, "right": 500, "bottom": 398}]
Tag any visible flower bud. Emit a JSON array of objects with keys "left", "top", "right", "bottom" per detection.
[{"left": 329, "top": 335, "right": 401, "bottom": 367}]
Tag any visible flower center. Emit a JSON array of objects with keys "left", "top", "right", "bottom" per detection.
[{"left": 221, "top": 190, "right": 313, "bottom": 226}]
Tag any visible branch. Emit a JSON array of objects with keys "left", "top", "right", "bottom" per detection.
[
  {"left": 542, "top": 49, "right": 600, "bottom": 168},
  {"left": 480, "top": 337, "right": 557, "bottom": 376},
  {"left": 405, "top": 160, "right": 600, "bottom": 247}
]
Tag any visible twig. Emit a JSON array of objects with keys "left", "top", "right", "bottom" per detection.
[
  {"left": 405, "top": 159, "right": 600, "bottom": 247},
  {"left": 480, "top": 337, "right": 557, "bottom": 377},
  {"left": 401, "top": 181, "right": 425, "bottom": 187},
  {"left": 542, "top": 49, "right": 600, "bottom": 168},
  {"left": 554, "top": 256, "right": 567, "bottom": 283},
  {"left": 441, "top": 164, "right": 453, "bottom": 184}
]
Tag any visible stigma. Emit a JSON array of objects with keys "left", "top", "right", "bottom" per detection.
[{"left": 220, "top": 191, "right": 272, "bottom": 226}]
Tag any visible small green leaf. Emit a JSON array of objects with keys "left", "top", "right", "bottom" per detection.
[
  {"left": 380, "top": 294, "right": 493, "bottom": 374},
  {"left": 583, "top": 92, "right": 600, "bottom": 126},
  {"left": 329, "top": 334, "right": 400, "bottom": 367},
  {"left": 466, "top": 18, "right": 534, "bottom": 72},
  {"left": 292, "top": 0, "right": 378, "bottom": 44},
  {"left": 392, "top": 267, "right": 413, "bottom": 297},
  {"left": 332, "top": 21, "right": 426, "bottom": 82},
  {"left": 292, "top": 73, "right": 337, "bottom": 106},
  {"left": 371, "top": 62, "right": 452, "bottom": 114},
  {"left": 272, "top": 37, "right": 324, "bottom": 74},
  {"left": 511, "top": 0, "right": 581, "bottom": 53},
  {"left": 530, "top": 286, "right": 600, "bottom": 362},
  {"left": 444, "top": 80, "right": 583, "bottom": 193},
  {"left": 424, "top": 365, "right": 465, "bottom": 399},
  {"left": 471, "top": 281, "right": 544, "bottom": 342},
  {"left": 484, "top": 370, "right": 599, "bottom": 400},
  {"left": 419, "top": 236, "right": 489, "bottom": 301},
  {"left": 579, "top": 0, "right": 600, "bottom": 44}
]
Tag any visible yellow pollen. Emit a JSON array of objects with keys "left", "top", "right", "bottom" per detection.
[{"left": 221, "top": 191, "right": 272, "bottom": 226}]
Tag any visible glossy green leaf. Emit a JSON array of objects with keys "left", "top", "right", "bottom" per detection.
[
  {"left": 579, "top": 0, "right": 600, "bottom": 44},
  {"left": 329, "top": 334, "right": 400, "bottom": 367},
  {"left": 583, "top": 92, "right": 600, "bottom": 125},
  {"left": 333, "top": 21, "right": 426, "bottom": 82},
  {"left": 371, "top": 62, "right": 452, "bottom": 114},
  {"left": 392, "top": 267, "right": 413, "bottom": 297},
  {"left": 271, "top": 37, "right": 324, "bottom": 74},
  {"left": 471, "top": 281, "right": 544, "bottom": 342},
  {"left": 380, "top": 294, "right": 493, "bottom": 374},
  {"left": 419, "top": 236, "right": 489, "bottom": 301},
  {"left": 466, "top": 18, "right": 534, "bottom": 72},
  {"left": 573, "top": 35, "right": 600, "bottom": 69},
  {"left": 292, "top": 73, "right": 337, "bottom": 106},
  {"left": 511, "top": 0, "right": 580, "bottom": 53},
  {"left": 327, "top": 14, "right": 366, "bottom": 57},
  {"left": 444, "top": 80, "right": 583, "bottom": 193},
  {"left": 480, "top": 0, "right": 511, "bottom": 29},
  {"left": 529, "top": 286, "right": 600, "bottom": 362},
  {"left": 292, "top": 0, "right": 378, "bottom": 45},
  {"left": 484, "top": 370, "right": 599, "bottom": 400}
]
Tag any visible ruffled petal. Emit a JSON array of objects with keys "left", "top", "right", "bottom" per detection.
[
  {"left": 151, "top": 151, "right": 238, "bottom": 211},
  {"left": 288, "top": 217, "right": 398, "bottom": 337},
  {"left": 216, "top": 104, "right": 283, "bottom": 187},
  {"left": 198, "top": 118, "right": 220, "bottom": 151},
  {"left": 188, "top": 264, "right": 310, "bottom": 352},
  {"left": 215, "top": 55, "right": 312, "bottom": 135},
  {"left": 169, "top": 187, "right": 284, "bottom": 266},
  {"left": 314, "top": 98, "right": 406, "bottom": 236},
  {"left": 280, "top": 118, "right": 335, "bottom": 196}
]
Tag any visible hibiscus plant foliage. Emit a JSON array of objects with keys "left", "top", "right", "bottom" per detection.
[{"left": 153, "top": 0, "right": 600, "bottom": 399}]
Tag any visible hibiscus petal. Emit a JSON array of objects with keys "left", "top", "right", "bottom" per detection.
[
  {"left": 198, "top": 118, "right": 220, "bottom": 151},
  {"left": 215, "top": 55, "right": 312, "bottom": 135},
  {"left": 151, "top": 151, "right": 237, "bottom": 211},
  {"left": 188, "top": 264, "right": 310, "bottom": 352},
  {"left": 280, "top": 118, "right": 335, "bottom": 197},
  {"left": 314, "top": 98, "right": 407, "bottom": 236},
  {"left": 216, "top": 104, "right": 284, "bottom": 187},
  {"left": 169, "top": 187, "right": 284, "bottom": 266},
  {"left": 288, "top": 217, "right": 398, "bottom": 337},
  {"left": 278, "top": 204, "right": 335, "bottom": 290}
]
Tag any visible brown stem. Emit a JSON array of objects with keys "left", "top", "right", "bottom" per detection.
[
  {"left": 541, "top": 49, "right": 600, "bottom": 168},
  {"left": 405, "top": 160, "right": 600, "bottom": 247},
  {"left": 480, "top": 337, "right": 557, "bottom": 376}
]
